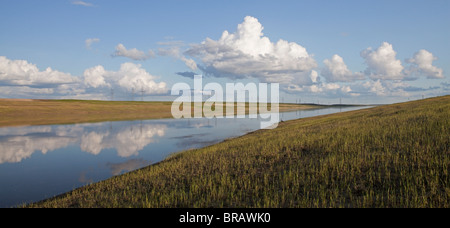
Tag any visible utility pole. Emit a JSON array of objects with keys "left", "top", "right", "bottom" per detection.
[
  {"left": 140, "top": 87, "right": 146, "bottom": 102},
  {"left": 110, "top": 88, "right": 114, "bottom": 101}
]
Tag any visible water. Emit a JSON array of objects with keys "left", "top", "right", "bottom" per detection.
[{"left": 0, "top": 106, "right": 368, "bottom": 207}]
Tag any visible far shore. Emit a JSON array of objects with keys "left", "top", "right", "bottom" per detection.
[{"left": 0, "top": 99, "right": 346, "bottom": 127}]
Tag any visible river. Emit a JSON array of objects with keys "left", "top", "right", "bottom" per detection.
[{"left": 0, "top": 106, "right": 369, "bottom": 207}]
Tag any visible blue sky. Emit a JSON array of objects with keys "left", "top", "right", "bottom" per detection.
[{"left": 0, "top": 0, "right": 448, "bottom": 104}]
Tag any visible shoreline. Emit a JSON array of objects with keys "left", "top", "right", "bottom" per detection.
[
  {"left": 25, "top": 104, "right": 373, "bottom": 208},
  {"left": 26, "top": 95, "right": 450, "bottom": 208},
  {"left": 0, "top": 99, "right": 350, "bottom": 128}
]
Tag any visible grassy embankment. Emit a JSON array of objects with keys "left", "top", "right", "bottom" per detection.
[
  {"left": 0, "top": 99, "right": 317, "bottom": 127},
  {"left": 28, "top": 96, "right": 449, "bottom": 208}
]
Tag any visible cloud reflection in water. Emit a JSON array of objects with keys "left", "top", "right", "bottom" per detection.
[{"left": 0, "top": 122, "right": 167, "bottom": 164}]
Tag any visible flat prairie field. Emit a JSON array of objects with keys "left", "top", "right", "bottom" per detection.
[{"left": 0, "top": 99, "right": 317, "bottom": 127}]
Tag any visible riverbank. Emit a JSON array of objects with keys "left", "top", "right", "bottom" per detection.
[
  {"left": 28, "top": 95, "right": 449, "bottom": 208},
  {"left": 0, "top": 99, "right": 321, "bottom": 127}
]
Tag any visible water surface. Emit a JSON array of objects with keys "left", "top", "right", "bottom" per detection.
[{"left": 0, "top": 106, "right": 369, "bottom": 207}]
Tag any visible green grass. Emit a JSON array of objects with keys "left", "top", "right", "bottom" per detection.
[{"left": 27, "top": 96, "right": 450, "bottom": 208}]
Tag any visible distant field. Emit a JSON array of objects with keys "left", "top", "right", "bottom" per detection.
[
  {"left": 0, "top": 99, "right": 320, "bottom": 127},
  {"left": 28, "top": 96, "right": 450, "bottom": 208}
]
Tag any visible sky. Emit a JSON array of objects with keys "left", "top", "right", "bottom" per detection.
[{"left": 0, "top": 0, "right": 449, "bottom": 104}]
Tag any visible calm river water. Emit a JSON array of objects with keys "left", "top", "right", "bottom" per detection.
[{"left": 0, "top": 106, "right": 369, "bottom": 207}]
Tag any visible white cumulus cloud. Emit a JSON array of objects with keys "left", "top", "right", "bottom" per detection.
[
  {"left": 83, "top": 63, "right": 168, "bottom": 95},
  {"left": 360, "top": 80, "right": 410, "bottom": 97},
  {"left": 361, "top": 42, "right": 405, "bottom": 80},
  {"left": 113, "top": 43, "right": 155, "bottom": 61},
  {"left": 406, "top": 49, "right": 444, "bottom": 79},
  {"left": 85, "top": 38, "right": 100, "bottom": 49},
  {"left": 322, "top": 54, "right": 365, "bottom": 82},
  {"left": 83, "top": 65, "right": 109, "bottom": 88},
  {"left": 115, "top": 63, "right": 168, "bottom": 94},
  {"left": 186, "top": 16, "right": 317, "bottom": 86},
  {"left": 0, "top": 56, "right": 78, "bottom": 86},
  {"left": 0, "top": 56, "right": 169, "bottom": 99}
]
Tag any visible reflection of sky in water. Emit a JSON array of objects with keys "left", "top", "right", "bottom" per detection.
[
  {"left": 0, "top": 123, "right": 166, "bottom": 164},
  {"left": 0, "top": 106, "right": 369, "bottom": 207}
]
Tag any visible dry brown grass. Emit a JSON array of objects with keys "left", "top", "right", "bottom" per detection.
[
  {"left": 0, "top": 99, "right": 319, "bottom": 127},
  {"left": 0, "top": 99, "right": 174, "bottom": 127}
]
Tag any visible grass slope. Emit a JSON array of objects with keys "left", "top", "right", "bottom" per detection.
[{"left": 29, "top": 96, "right": 450, "bottom": 208}]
